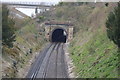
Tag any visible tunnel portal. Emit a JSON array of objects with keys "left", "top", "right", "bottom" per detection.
[{"left": 51, "top": 29, "right": 67, "bottom": 43}]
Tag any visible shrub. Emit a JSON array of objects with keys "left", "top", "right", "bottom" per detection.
[
  {"left": 2, "top": 5, "right": 16, "bottom": 48},
  {"left": 106, "top": 2, "right": 120, "bottom": 48}
]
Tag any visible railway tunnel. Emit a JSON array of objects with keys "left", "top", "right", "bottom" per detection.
[
  {"left": 51, "top": 28, "right": 67, "bottom": 43},
  {"left": 45, "top": 21, "right": 73, "bottom": 43}
]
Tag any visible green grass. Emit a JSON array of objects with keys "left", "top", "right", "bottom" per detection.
[{"left": 70, "top": 28, "right": 119, "bottom": 78}]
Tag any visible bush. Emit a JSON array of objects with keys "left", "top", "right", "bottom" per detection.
[
  {"left": 2, "top": 5, "right": 16, "bottom": 48},
  {"left": 106, "top": 2, "right": 120, "bottom": 48}
]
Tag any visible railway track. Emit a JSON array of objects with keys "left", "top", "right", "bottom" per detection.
[{"left": 26, "top": 43, "right": 68, "bottom": 78}]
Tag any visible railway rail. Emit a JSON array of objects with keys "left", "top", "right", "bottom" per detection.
[{"left": 26, "top": 43, "right": 68, "bottom": 78}]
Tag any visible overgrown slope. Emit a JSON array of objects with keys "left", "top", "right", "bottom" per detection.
[
  {"left": 2, "top": 14, "right": 46, "bottom": 78},
  {"left": 68, "top": 3, "right": 119, "bottom": 78},
  {"left": 70, "top": 28, "right": 119, "bottom": 78}
]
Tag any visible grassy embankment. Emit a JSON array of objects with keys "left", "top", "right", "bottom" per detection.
[
  {"left": 68, "top": 3, "right": 120, "bottom": 78},
  {"left": 2, "top": 17, "right": 46, "bottom": 78},
  {"left": 70, "top": 28, "right": 119, "bottom": 78}
]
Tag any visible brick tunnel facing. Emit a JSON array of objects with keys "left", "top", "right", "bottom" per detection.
[{"left": 51, "top": 29, "right": 67, "bottom": 43}]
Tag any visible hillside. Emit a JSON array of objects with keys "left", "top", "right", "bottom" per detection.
[
  {"left": 42, "top": 2, "right": 119, "bottom": 78},
  {"left": 8, "top": 7, "right": 30, "bottom": 30},
  {"left": 1, "top": 6, "right": 46, "bottom": 77},
  {"left": 68, "top": 3, "right": 119, "bottom": 78}
]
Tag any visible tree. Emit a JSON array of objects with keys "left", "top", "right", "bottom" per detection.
[
  {"left": 105, "top": 3, "right": 109, "bottom": 7},
  {"left": 58, "top": 2, "right": 64, "bottom": 6},
  {"left": 106, "top": 2, "right": 120, "bottom": 48},
  {"left": 38, "top": 16, "right": 45, "bottom": 22},
  {"left": 2, "top": 5, "right": 16, "bottom": 48}
]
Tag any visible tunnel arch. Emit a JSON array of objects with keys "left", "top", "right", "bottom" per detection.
[{"left": 50, "top": 28, "right": 68, "bottom": 43}]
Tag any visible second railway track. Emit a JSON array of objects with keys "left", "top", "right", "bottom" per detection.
[{"left": 26, "top": 43, "right": 68, "bottom": 78}]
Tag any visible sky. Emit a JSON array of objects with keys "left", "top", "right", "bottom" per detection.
[
  {"left": 1, "top": 0, "right": 61, "bottom": 17},
  {"left": 16, "top": 8, "right": 35, "bottom": 17}
]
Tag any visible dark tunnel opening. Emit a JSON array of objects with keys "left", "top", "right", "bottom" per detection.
[{"left": 51, "top": 29, "right": 67, "bottom": 43}]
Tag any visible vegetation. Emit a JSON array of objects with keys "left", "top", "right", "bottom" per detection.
[
  {"left": 106, "top": 3, "right": 120, "bottom": 48},
  {"left": 68, "top": 3, "right": 120, "bottom": 78},
  {"left": 2, "top": 5, "right": 46, "bottom": 78},
  {"left": 58, "top": 2, "right": 84, "bottom": 6},
  {"left": 70, "top": 29, "right": 119, "bottom": 78},
  {"left": 2, "top": 5, "right": 16, "bottom": 48},
  {"left": 37, "top": 16, "right": 45, "bottom": 23},
  {"left": 46, "top": 2, "right": 119, "bottom": 77},
  {"left": 105, "top": 3, "right": 109, "bottom": 7}
]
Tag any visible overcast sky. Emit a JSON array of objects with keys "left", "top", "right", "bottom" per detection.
[{"left": 0, "top": 0, "right": 61, "bottom": 17}]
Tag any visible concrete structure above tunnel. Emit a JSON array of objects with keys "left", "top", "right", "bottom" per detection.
[{"left": 44, "top": 21, "right": 73, "bottom": 43}]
